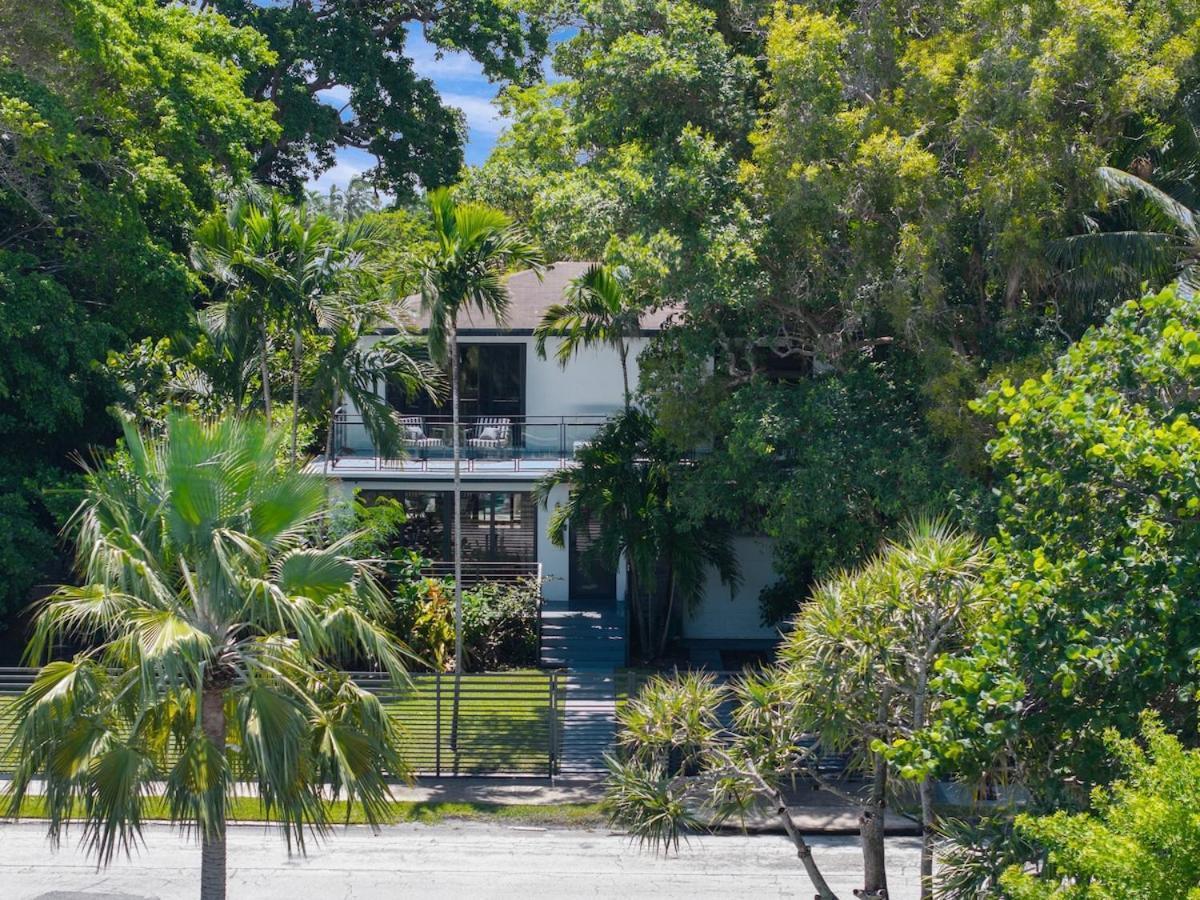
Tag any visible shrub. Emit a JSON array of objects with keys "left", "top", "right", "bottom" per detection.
[
  {"left": 395, "top": 576, "right": 542, "bottom": 672},
  {"left": 999, "top": 716, "right": 1200, "bottom": 899}
]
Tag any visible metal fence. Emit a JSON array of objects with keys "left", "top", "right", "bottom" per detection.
[
  {"left": 0, "top": 668, "right": 849, "bottom": 780},
  {"left": 329, "top": 412, "right": 610, "bottom": 472},
  {"left": 0, "top": 668, "right": 574, "bottom": 779}
]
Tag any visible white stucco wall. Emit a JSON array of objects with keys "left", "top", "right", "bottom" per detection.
[
  {"left": 680, "top": 536, "right": 780, "bottom": 641},
  {"left": 524, "top": 336, "right": 650, "bottom": 418}
]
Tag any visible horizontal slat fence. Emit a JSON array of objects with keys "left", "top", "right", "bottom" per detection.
[{"left": 0, "top": 668, "right": 564, "bottom": 779}]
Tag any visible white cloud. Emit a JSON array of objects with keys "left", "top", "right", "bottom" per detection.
[
  {"left": 316, "top": 85, "right": 352, "bottom": 107},
  {"left": 306, "top": 155, "right": 370, "bottom": 194},
  {"left": 441, "top": 91, "right": 509, "bottom": 137}
]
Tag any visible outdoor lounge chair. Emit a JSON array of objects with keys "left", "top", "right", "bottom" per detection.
[
  {"left": 398, "top": 415, "right": 445, "bottom": 448},
  {"left": 466, "top": 416, "right": 512, "bottom": 451}
]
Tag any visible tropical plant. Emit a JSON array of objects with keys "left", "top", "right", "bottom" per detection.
[
  {"left": 2, "top": 414, "right": 413, "bottom": 900},
  {"left": 1056, "top": 161, "right": 1200, "bottom": 298},
  {"left": 308, "top": 178, "right": 384, "bottom": 222},
  {"left": 999, "top": 716, "right": 1200, "bottom": 899},
  {"left": 606, "top": 518, "right": 987, "bottom": 900},
  {"left": 605, "top": 671, "right": 841, "bottom": 899},
  {"left": 309, "top": 298, "right": 442, "bottom": 471},
  {"left": 923, "top": 283, "right": 1200, "bottom": 796},
  {"left": 534, "top": 408, "right": 738, "bottom": 660},
  {"left": 412, "top": 186, "right": 543, "bottom": 738},
  {"left": 190, "top": 186, "right": 287, "bottom": 426},
  {"left": 534, "top": 262, "right": 652, "bottom": 410}
]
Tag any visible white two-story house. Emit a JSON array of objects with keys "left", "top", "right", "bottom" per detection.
[{"left": 318, "top": 262, "right": 778, "bottom": 669}]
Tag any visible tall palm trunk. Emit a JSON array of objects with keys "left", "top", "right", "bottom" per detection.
[
  {"left": 200, "top": 686, "right": 227, "bottom": 900},
  {"left": 449, "top": 325, "right": 463, "bottom": 759},
  {"left": 323, "top": 399, "right": 337, "bottom": 477},
  {"left": 290, "top": 328, "right": 302, "bottom": 465},
  {"left": 618, "top": 341, "right": 631, "bottom": 413},
  {"left": 259, "top": 320, "right": 273, "bottom": 427}
]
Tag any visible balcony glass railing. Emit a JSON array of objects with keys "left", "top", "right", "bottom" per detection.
[{"left": 327, "top": 411, "right": 610, "bottom": 472}]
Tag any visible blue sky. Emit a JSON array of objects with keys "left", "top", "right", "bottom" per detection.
[{"left": 307, "top": 24, "right": 525, "bottom": 194}]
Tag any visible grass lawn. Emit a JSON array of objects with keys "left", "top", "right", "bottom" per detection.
[
  {"left": 0, "top": 671, "right": 563, "bottom": 777},
  {"left": 5, "top": 795, "right": 607, "bottom": 829}
]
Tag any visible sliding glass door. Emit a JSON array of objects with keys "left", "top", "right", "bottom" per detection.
[{"left": 388, "top": 343, "right": 525, "bottom": 420}]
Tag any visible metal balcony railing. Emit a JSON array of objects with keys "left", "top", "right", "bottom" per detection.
[{"left": 327, "top": 411, "right": 611, "bottom": 472}]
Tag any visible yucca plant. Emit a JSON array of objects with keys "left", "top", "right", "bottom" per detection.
[{"left": 3, "top": 414, "right": 414, "bottom": 900}]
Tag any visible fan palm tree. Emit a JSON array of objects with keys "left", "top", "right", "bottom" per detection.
[
  {"left": 3, "top": 414, "right": 413, "bottom": 900},
  {"left": 310, "top": 298, "right": 443, "bottom": 472},
  {"left": 414, "top": 187, "right": 543, "bottom": 735},
  {"left": 533, "top": 263, "right": 651, "bottom": 412}
]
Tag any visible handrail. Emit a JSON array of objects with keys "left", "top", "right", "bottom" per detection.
[{"left": 327, "top": 411, "right": 611, "bottom": 472}]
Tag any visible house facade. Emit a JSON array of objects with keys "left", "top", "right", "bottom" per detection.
[{"left": 317, "top": 261, "right": 778, "bottom": 668}]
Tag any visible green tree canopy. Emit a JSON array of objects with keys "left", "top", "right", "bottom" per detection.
[
  {"left": 465, "top": 0, "right": 1200, "bottom": 593},
  {"left": 0, "top": 0, "right": 277, "bottom": 623},
  {"left": 210, "top": 0, "right": 551, "bottom": 194},
  {"left": 923, "top": 283, "right": 1200, "bottom": 794}
]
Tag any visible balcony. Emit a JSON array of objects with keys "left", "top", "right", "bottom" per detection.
[{"left": 324, "top": 411, "right": 610, "bottom": 476}]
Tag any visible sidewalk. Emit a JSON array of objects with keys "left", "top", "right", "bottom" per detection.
[{"left": 386, "top": 777, "right": 920, "bottom": 835}]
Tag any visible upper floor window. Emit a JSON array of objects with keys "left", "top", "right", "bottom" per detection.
[{"left": 389, "top": 343, "right": 525, "bottom": 419}]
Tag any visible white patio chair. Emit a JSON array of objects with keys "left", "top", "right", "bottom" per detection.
[
  {"left": 398, "top": 415, "right": 445, "bottom": 448},
  {"left": 466, "top": 416, "right": 512, "bottom": 451}
]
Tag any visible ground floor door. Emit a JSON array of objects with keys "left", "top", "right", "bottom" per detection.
[{"left": 567, "top": 513, "right": 618, "bottom": 602}]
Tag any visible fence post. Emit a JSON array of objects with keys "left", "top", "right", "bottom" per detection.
[
  {"left": 548, "top": 671, "right": 558, "bottom": 781},
  {"left": 435, "top": 672, "right": 442, "bottom": 778}
]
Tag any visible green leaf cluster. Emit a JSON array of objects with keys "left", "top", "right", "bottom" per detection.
[{"left": 927, "top": 283, "right": 1200, "bottom": 792}]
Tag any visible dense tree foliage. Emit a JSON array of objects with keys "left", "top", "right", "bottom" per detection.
[
  {"left": 1000, "top": 717, "right": 1200, "bottom": 899},
  {"left": 465, "top": 0, "right": 1200, "bottom": 600},
  {"left": 208, "top": 0, "right": 550, "bottom": 194},
  {"left": 918, "top": 284, "right": 1200, "bottom": 795},
  {"left": 0, "top": 0, "right": 277, "bottom": 622}
]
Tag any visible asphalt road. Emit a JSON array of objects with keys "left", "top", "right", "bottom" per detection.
[{"left": 2, "top": 821, "right": 923, "bottom": 899}]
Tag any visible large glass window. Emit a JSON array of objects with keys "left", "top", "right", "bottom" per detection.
[
  {"left": 389, "top": 343, "right": 525, "bottom": 419},
  {"left": 370, "top": 490, "right": 537, "bottom": 564}
]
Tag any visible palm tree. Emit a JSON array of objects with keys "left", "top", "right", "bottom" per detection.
[
  {"left": 533, "top": 263, "right": 651, "bottom": 411},
  {"left": 534, "top": 409, "right": 738, "bottom": 661},
  {"left": 311, "top": 298, "right": 443, "bottom": 472},
  {"left": 270, "top": 207, "right": 389, "bottom": 466},
  {"left": 191, "top": 186, "right": 285, "bottom": 425},
  {"left": 414, "top": 187, "right": 543, "bottom": 745},
  {"left": 1055, "top": 164, "right": 1200, "bottom": 300},
  {"left": 3, "top": 414, "right": 412, "bottom": 900}
]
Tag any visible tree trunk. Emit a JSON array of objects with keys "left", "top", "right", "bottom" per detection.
[
  {"left": 918, "top": 776, "right": 936, "bottom": 899},
  {"left": 859, "top": 741, "right": 890, "bottom": 899},
  {"left": 323, "top": 399, "right": 336, "bottom": 477},
  {"left": 290, "top": 328, "right": 302, "bottom": 465},
  {"left": 771, "top": 791, "right": 840, "bottom": 900},
  {"left": 914, "top": 660, "right": 935, "bottom": 899},
  {"left": 200, "top": 686, "right": 227, "bottom": 900},
  {"left": 449, "top": 326, "right": 463, "bottom": 760},
  {"left": 619, "top": 341, "right": 631, "bottom": 413},
  {"left": 259, "top": 321, "right": 273, "bottom": 427},
  {"left": 656, "top": 559, "right": 676, "bottom": 659}
]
